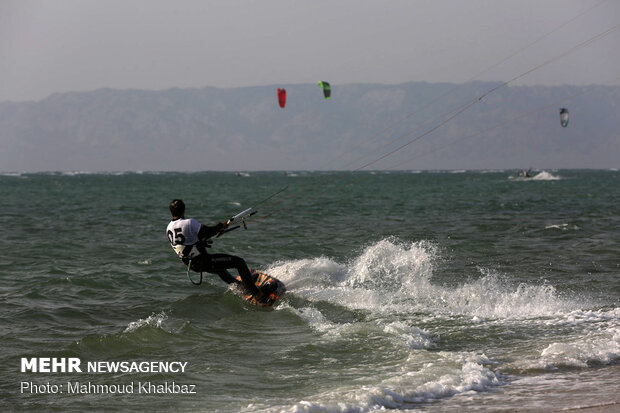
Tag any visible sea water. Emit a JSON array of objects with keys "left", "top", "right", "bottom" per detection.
[{"left": 1, "top": 170, "right": 618, "bottom": 412}]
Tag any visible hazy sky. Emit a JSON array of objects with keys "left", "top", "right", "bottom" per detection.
[{"left": 1, "top": 0, "right": 619, "bottom": 102}]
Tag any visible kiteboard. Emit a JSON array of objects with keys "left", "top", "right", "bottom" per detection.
[{"left": 235, "top": 270, "right": 286, "bottom": 308}]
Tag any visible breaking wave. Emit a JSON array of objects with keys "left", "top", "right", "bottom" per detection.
[{"left": 269, "top": 238, "right": 580, "bottom": 320}]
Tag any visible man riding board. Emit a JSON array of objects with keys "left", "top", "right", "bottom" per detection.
[{"left": 166, "top": 199, "right": 263, "bottom": 300}]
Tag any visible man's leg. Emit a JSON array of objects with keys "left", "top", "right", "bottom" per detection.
[
  {"left": 214, "top": 269, "right": 237, "bottom": 284},
  {"left": 204, "top": 254, "right": 260, "bottom": 295}
]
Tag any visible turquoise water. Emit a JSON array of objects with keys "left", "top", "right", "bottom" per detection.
[{"left": 1, "top": 170, "right": 618, "bottom": 412}]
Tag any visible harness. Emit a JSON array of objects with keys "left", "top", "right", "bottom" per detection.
[
  {"left": 173, "top": 244, "right": 202, "bottom": 259},
  {"left": 175, "top": 239, "right": 213, "bottom": 285}
]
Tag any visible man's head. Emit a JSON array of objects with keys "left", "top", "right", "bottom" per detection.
[{"left": 169, "top": 199, "right": 185, "bottom": 218}]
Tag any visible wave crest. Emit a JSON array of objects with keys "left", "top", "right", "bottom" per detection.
[{"left": 123, "top": 311, "right": 168, "bottom": 333}]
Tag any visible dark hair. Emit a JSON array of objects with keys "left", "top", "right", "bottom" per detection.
[{"left": 169, "top": 199, "right": 185, "bottom": 217}]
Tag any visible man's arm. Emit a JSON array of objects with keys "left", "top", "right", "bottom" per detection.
[{"left": 197, "top": 222, "right": 229, "bottom": 240}]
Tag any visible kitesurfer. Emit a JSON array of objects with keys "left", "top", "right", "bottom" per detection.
[{"left": 166, "top": 199, "right": 263, "bottom": 300}]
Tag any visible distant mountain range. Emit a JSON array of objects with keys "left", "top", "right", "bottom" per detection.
[{"left": 1, "top": 82, "right": 618, "bottom": 172}]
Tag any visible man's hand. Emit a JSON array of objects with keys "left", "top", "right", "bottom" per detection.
[{"left": 216, "top": 221, "right": 230, "bottom": 237}]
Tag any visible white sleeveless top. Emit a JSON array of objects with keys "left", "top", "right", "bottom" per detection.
[{"left": 166, "top": 218, "right": 202, "bottom": 258}]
